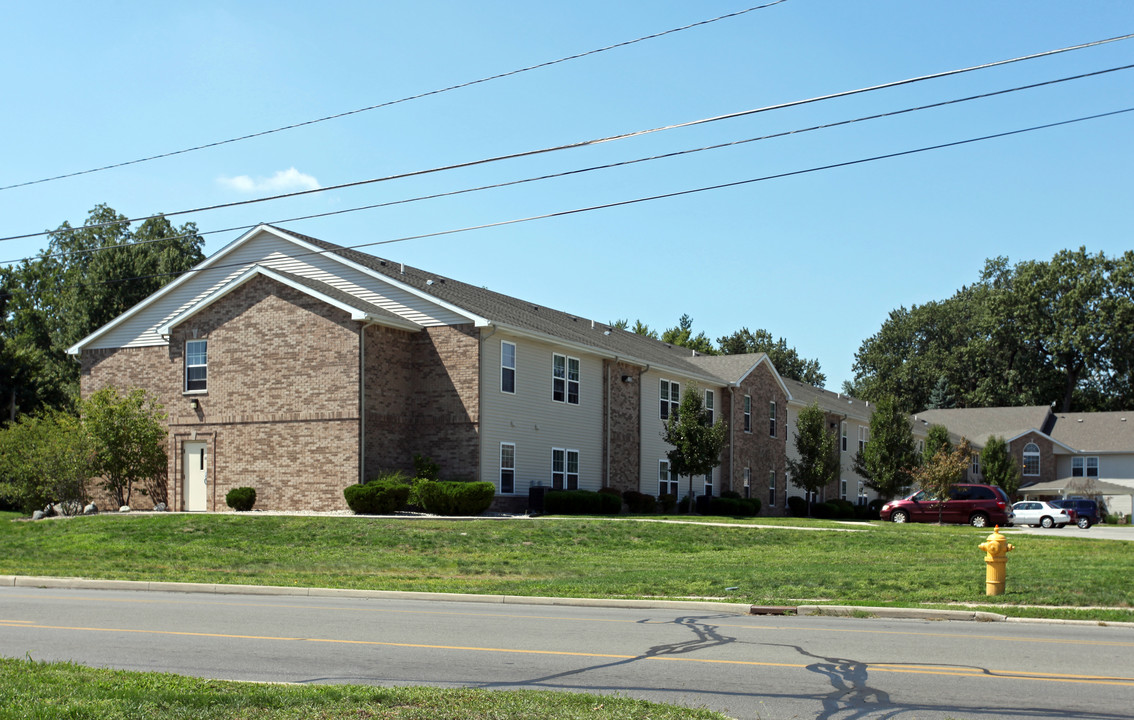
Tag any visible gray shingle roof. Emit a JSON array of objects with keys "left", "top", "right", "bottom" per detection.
[
  {"left": 276, "top": 226, "right": 743, "bottom": 379},
  {"left": 782, "top": 378, "right": 873, "bottom": 420},
  {"left": 914, "top": 406, "right": 1054, "bottom": 445},
  {"left": 1050, "top": 412, "right": 1134, "bottom": 452}
]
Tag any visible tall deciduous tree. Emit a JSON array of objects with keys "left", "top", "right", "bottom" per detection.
[
  {"left": 1, "top": 205, "right": 204, "bottom": 416},
  {"left": 83, "top": 387, "right": 168, "bottom": 508},
  {"left": 853, "top": 396, "right": 919, "bottom": 499},
  {"left": 662, "top": 383, "right": 728, "bottom": 510},
  {"left": 0, "top": 410, "right": 96, "bottom": 514},
  {"left": 980, "top": 435, "right": 1020, "bottom": 498},
  {"left": 786, "top": 403, "right": 839, "bottom": 509},
  {"left": 717, "top": 327, "right": 826, "bottom": 386}
]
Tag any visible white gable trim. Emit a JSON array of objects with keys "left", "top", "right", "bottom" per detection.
[
  {"left": 155, "top": 265, "right": 423, "bottom": 336},
  {"left": 67, "top": 224, "right": 484, "bottom": 355}
]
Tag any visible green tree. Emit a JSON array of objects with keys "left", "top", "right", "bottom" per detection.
[
  {"left": 0, "top": 205, "right": 204, "bottom": 416},
  {"left": 912, "top": 439, "right": 971, "bottom": 524},
  {"left": 631, "top": 320, "right": 658, "bottom": 339},
  {"left": 785, "top": 403, "right": 839, "bottom": 512},
  {"left": 922, "top": 424, "right": 953, "bottom": 466},
  {"left": 661, "top": 315, "right": 716, "bottom": 355},
  {"left": 853, "top": 396, "right": 919, "bottom": 499},
  {"left": 717, "top": 327, "right": 826, "bottom": 386},
  {"left": 661, "top": 383, "right": 728, "bottom": 511},
  {"left": 980, "top": 435, "right": 1020, "bottom": 498},
  {"left": 0, "top": 411, "right": 96, "bottom": 514},
  {"left": 82, "top": 387, "right": 168, "bottom": 508}
]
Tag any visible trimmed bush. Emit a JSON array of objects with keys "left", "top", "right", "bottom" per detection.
[
  {"left": 786, "top": 495, "right": 809, "bottom": 517},
  {"left": 416, "top": 481, "right": 496, "bottom": 516},
  {"left": 344, "top": 477, "right": 411, "bottom": 515},
  {"left": 623, "top": 490, "right": 657, "bottom": 514},
  {"left": 706, "top": 496, "right": 761, "bottom": 517},
  {"left": 225, "top": 487, "right": 256, "bottom": 512},
  {"left": 657, "top": 493, "right": 678, "bottom": 514},
  {"left": 544, "top": 489, "right": 621, "bottom": 515}
]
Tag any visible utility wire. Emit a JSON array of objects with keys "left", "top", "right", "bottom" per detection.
[
  {"left": 0, "top": 1, "right": 790, "bottom": 192},
  {"left": 35, "top": 106, "right": 1134, "bottom": 292},
  {"left": 9, "top": 62, "right": 1131, "bottom": 267},
  {"left": 3, "top": 30, "right": 1131, "bottom": 246}
]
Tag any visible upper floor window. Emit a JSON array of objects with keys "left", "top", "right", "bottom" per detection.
[
  {"left": 743, "top": 395, "right": 752, "bottom": 433},
  {"left": 552, "top": 354, "right": 580, "bottom": 404},
  {"left": 840, "top": 422, "right": 848, "bottom": 452},
  {"left": 859, "top": 426, "right": 869, "bottom": 453},
  {"left": 660, "top": 379, "right": 680, "bottom": 420},
  {"left": 1023, "top": 442, "right": 1040, "bottom": 476},
  {"left": 500, "top": 443, "right": 515, "bottom": 494},
  {"left": 1072, "top": 456, "right": 1099, "bottom": 477},
  {"left": 769, "top": 401, "right": 777, "bottom": 437},
  {"left": 704, "top": 390, "right": 715, "bottom": 425},
  {"left": 501, "top": 341, "right": 516, "bottom": 394},
  {"left": 185, "top": 339, "right": 208, "bottom": 392},
  {"left": 552, "top": 448, "right": 580, "bottom": 490}
]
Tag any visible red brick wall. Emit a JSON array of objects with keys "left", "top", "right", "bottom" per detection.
[{"left": 726, "top": 363, "right": 788, "bottom": 514}]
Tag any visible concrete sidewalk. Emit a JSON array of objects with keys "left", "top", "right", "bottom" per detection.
[{"left": 4, "top": 574, "right": 1131, "bottom": 627}]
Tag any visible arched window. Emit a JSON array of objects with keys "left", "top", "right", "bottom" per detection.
[{"left": 1023, "top": 442, "right": 1040, "bottom": 476}]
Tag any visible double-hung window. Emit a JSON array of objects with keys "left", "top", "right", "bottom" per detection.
[
  {"left": 185, "top": 339, "right": 208, "bottom": 392},
  {"left": 769, "top": 401, "right": 777, "bottom": 437},
  {"left": 743, "top": 395, "right": 751, "bottom": 432},
  {"left": 1072, "top": 456, "right": 1099, "bottom": 477},
  {"left": 704, "top": 390, "right": 714, "bottom": 425},
  {"left": 859, "top": 426, "right": 869, "bottom": 453},
  {"left": 743, "top": 467, "right": 751, "bottom": 499},
  {"left": 660, "top": 379, "right": 680, "bottom": 420},
  {"left": 768, "top": 470, "right": 776, "bottom": 506},
  {"left": 501, "top": 341, "right": 516, "bottom": 394},
  {"left": 971, "top": 452, "right": 981, "bottom": 476},
  {"left": 552, "top": 448, "right": 579, "bottom": 490},
  {"left": 658, "top": 460, "right": 679, "bottom": 496},
  {"left": 499, "top": 443, "right": 515, "bottom": 493},
  {"left": 552, "top": 354, "right": 580, "bottom": 404},
  {"left": 1023, "top": 443, "right": 1040, "bottom": 476},
  {"left": 840, "top": 422, "right": 848, "bottom": 452}
]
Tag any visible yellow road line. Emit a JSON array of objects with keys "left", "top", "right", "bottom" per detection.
[{"left": 2, "top": 620, "right": 1132, "bottom": 687}]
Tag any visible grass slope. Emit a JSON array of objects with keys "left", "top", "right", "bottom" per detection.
[{"left": 2, "top": 512, "right": 1131, "bottom": 621}]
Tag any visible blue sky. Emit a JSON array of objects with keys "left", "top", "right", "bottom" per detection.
[{"left": 2, "top": 1, "right": 1131, "bottom": 390}]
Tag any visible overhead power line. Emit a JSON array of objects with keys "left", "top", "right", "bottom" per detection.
[
  {"left": 0, "top": 1, "right": 790, "bottom": 192},
  {"left": 2, "top": 31, "right": 1130, "bottom": 247},
  {"left": 33, "top": 106, "right": 1134, "bottom": 294},
  {"left": 8, "top": 62, "right": 1130, "bottom": 267}
]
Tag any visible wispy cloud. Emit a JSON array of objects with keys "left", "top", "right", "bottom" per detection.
[{"left": 217, "top": 167, "right": 320, "bottom": 194}]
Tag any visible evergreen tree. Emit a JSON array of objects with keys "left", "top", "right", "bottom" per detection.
[{"left": 980, "top": 435, "right": 1021, "bottom": 498}]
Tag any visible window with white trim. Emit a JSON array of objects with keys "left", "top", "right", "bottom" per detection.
[
  {"left": 769, "top": 401, "right": 777, "bottom": 437},
  {"left": 840, "top": 422, "right": 847, "bottom": 452},
  {"left": 768, "top": 470, "right": 776, "bottom": 506},
  {"left": 840, "top": 477, "right": 847, "bottom": 500},
  {"left": 501, "top": 341, "right": 516, "bottom": 394},
  {"left": 857, "top": 482, "right": 868, "bottom": 506},
  {"left": 743, "top": 395, "right": 752, "bottom": 432},
  {"left": 859, "top": 426, "right": 869, "bottom": 453},
  {"left": 704, "top": 390, "right": 714, "bottom": 425},
  {"left": 1072, "top": 456, "right": 1099, "bottom": 477},
  {"left": 660, "top": 379, "right": 680, "bottom": 420},
  {"left": 743, "top": 467, "right": 751, "bottom": 499},
  {"left": 703, "top": 474, "right": 713, "bottom": 497},
  {"left": 185, "top": 339, "right": 208, "bottom": 392},
  {"left": 1023, "top": 442, "right": 1040, "bottom": 476},
  {"left": 971, "top": 452, "right": 981, "bottom": 476},
  {"left": 659, "top": 460, "right": 679, "bottom": 496},
  {"left": 552, "top": 354, "right": 580, "bottom": 404},
  {"left": 552, "top": 448, "right": 579, "bottom": 490},
  {"left": 499, "top": 443, "right": 515, "bottom": 494}
]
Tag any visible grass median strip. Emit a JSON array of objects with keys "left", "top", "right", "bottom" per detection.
[
  {"left": 1, "top": 512, "right": 1131, "bottom": 621},
  {"left": 0, "top": 657, "right": 728, "bottom": 720}
]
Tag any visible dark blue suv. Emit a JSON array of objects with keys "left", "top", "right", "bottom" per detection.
[{"left": 1050, "top": 498, "right": 1103, "bottom": 528}]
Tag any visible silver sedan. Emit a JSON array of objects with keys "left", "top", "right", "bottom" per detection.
[{"left": 1010, "top": 500, "right": 1072, "bottom": 528}]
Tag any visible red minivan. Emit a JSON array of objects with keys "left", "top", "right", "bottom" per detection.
[{"left": 880, "top": 483, "right": 1013, "bottom": 527}]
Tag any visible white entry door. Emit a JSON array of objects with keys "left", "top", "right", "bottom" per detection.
[{"left": 183, "top": 441, "right": 208, "bottom": 511}]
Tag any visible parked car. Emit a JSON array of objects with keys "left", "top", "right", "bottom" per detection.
[
  {"left": 881, "top": 484, "right": 1013, "bottom": 527},
  {"left": 1010, "top": 501, "right": 1072, "bottom": 529},
  {"left": 1050, "top": 498, "right": 1104, "bottom": 528}
]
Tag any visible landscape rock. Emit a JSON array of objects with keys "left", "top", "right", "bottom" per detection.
[
  {"left": 32, "top": 510, "right": 46, "bottom": 521},
  {"left": 119, "top": 505, "right": 131, "bottom": 513},
  {"left": 153, "top": 502, "right": 167, "bottom": 512},
  {"left": 83, "top": 503, "right": 99, "bottom": 515}
]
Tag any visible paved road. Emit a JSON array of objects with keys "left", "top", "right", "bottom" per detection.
[{"left": 2, "top": 586, "right": 1133, "bottom": 719}]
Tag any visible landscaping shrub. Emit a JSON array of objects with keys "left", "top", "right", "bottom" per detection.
[
  {"left": 344, "top": 473, "right": 411, "bottom": 514},
  {"left": 721, "top": 490, "right": 741, "bottom": 500},
  {"left": 415, "top": 481, "right": 495, "bottom": 516},
  {"left": 225, "top": 487, "right": 256, "bottom": 512},
  {"left": 412, "top": 453, "right": 440, "bottom": 481},
  {"left": 544, "top": 489, "right": 620, "bottom": 515},
  {"left": 706, "top": 496, "right": 760, "bottom": 517},
  {"left": 657, "top": 493, "right": 677, "bottom": 514},
  {"left": 786, "top": 495, "right": 809, "bottom": 517},
  {"left": 623, "top": 490, "right": 656, "bottom": 514}
]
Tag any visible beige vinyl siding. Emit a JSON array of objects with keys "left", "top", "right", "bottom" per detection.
[
  {"left": 639, "top": 370, "right": 719, "bottom": 498},
  {"left": 479, "top": 332, "right": 604, "bottom": 495},
  {"left": 90, "top": 229, "right": 469, "bottom": 350}
]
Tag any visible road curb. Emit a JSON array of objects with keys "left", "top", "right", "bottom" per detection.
[{"left": 796, "top": 604, "right": 1007, "bottom": 622}]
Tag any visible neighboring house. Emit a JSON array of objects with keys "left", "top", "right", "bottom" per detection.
[
  {"left": 917, "top": 406, "right": 1134, "bottom": 515},
  {"left": 69, "top": 224, "right": 790, "bottom": 513}
]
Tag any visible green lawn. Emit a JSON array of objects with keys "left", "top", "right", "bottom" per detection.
[
  {"left": 0, "top": 658, "right": 727, "bottom": 720},
  {"left": 2, "top": 512, "right": 1131, "bottom": 621}
]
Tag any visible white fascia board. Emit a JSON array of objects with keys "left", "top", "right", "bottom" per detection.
[
  {"left": 267, "top": 227, "right": 488, "bottom": 327},
  {"left": 156, "top": 265, "right": 423, "bottom": 336}
]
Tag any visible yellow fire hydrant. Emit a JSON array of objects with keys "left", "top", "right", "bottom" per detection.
[{"left": 978, "top": 526, "right": 1014, "bottom": 596}]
